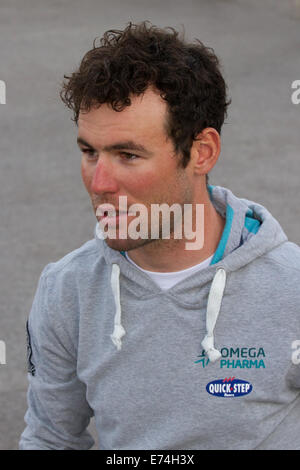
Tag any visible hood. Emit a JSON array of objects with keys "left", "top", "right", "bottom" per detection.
[{"left": 94, "top": 185, "right": 288, "bottom": 361}]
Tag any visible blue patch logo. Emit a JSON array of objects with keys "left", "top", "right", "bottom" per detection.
[{"left": 206, "top": 377, "right": 252, "bottom": 397}]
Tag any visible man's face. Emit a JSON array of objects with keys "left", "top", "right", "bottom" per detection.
[{"left": 78, "top": 87, "right": 196, "bottom": 252}]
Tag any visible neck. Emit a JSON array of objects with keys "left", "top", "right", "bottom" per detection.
[{"left": 127, "top": 191, "right": 225, "bottom": 273}]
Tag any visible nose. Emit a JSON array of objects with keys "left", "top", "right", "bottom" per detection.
[{"left": 90, "top": 156, "right": 119, "bottom": 195}]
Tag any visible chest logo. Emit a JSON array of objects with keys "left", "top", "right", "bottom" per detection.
[{"left": 206, "top": 377, "right": 253, "bottom": 397}]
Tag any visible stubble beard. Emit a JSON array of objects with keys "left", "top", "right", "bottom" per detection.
[{"left": 94, "top": 168, "right": 194, "bottom": 253}]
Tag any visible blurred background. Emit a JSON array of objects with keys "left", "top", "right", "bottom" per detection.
[{"left": 0, "top": 0, "right": 299, "bottom": 450}]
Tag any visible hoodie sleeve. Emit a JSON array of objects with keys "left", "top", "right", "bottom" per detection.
[{"left": 19, "top": 266, "right": 95, "bottom": 450}]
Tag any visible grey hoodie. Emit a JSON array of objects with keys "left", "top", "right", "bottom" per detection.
[{"left": 19, "top": 185, "right": 300, "bottom": 450}]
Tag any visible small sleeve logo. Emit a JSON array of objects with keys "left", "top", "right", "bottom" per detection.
[{"left": 26, "top": 320, "right": 36, "bottom": 376}]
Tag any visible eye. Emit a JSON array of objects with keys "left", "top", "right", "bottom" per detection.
[
  {"left": 81, "top": 148, "right": 98, "bottom": 160},
  {"left": 120, "top": 152, "right": 139, "bottom": 161}
]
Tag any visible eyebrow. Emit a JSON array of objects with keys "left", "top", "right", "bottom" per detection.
[{"left": 77, "top": 137, "right": 152, "bottom": 155}]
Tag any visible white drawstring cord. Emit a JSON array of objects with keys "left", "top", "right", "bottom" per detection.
[
  {"left": 110, "top": 264, "right": 126, "bottom": 350},
  {"left": 201, "top": 268, "right": 227, "bottom": 363}
]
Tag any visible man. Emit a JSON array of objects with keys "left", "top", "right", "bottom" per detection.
[{"left": 20, "top": 21, "right": 300, "bottom": 450}]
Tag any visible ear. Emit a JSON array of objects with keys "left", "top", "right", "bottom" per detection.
[{"left": 189, "top": 128, "right": 221, "bottom": 175}]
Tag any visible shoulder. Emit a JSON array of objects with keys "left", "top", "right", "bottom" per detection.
[
  {"left": 37, "top": 237, "right": 108, "bottom": 319},
  {"left": 41, "top": 238, "right": 103, "bottom": 287},
  {"left": 252, "top": 241, "right": 300, "bottom": 301},
  {"left": 262, "top": 241, "right": 300, "bottom": 274},
  {"left": 230, "top": 241, "right": 300, "bottom": 294},
  {"left": 30, "top": 238, "right": 106, "bottom": 347}
]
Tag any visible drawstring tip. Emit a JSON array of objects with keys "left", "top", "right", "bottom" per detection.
[
  {"left": 207, "top": 348, "right": 222, "bottom": 363},
  {"left": 111, "top": 324, "right": 126, "bottom": 351},
  {"left": 201, "top": 335, "right": 222, "bottom": 363},
  {"left": 110, "top": 335, "right": 122, "bottom": 350}
]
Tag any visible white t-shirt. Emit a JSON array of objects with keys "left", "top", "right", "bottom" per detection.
[{"left": 124, "top": 252, "right": 214, "bottom": 291}]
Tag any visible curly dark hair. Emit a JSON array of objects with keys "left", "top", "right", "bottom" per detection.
[{"left": 60, "top": 20, "right": 230, "bottom": 174}]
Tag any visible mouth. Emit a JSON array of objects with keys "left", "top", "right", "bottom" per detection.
[
  {"left": 100, "top": 211, "right": 127, "bottom": 218},
  {"left": 96, "top": 202, "right": 139, "bottom": 227},
  {"left": 96, "top": 206, "right": 130, "bottom": 224}
]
